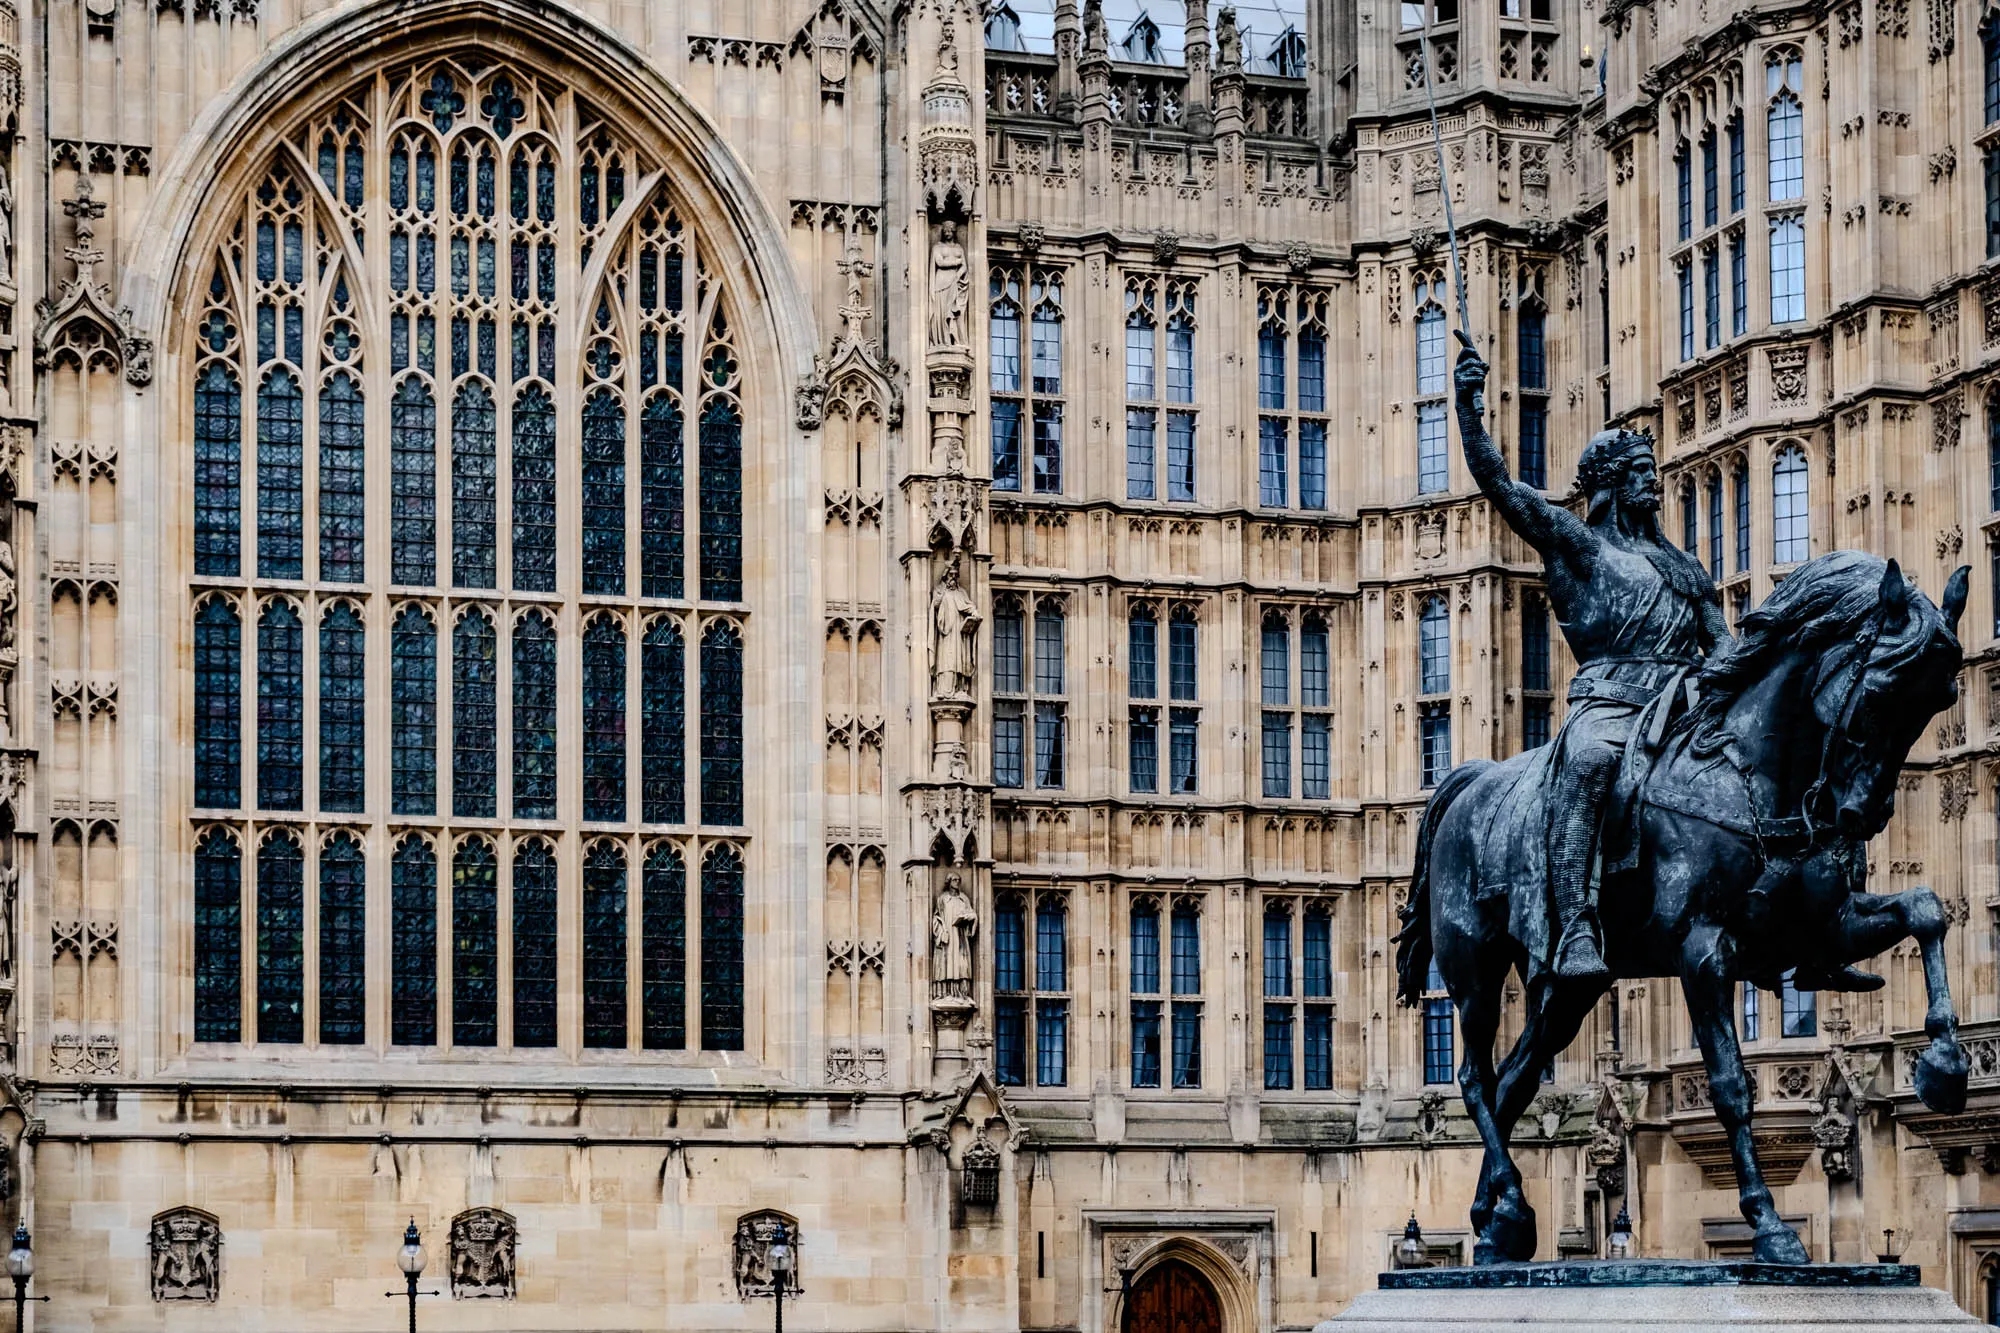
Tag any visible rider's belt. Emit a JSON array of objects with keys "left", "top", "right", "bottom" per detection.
[{"left": 1567, "top": 675, "right": 1668, "bottom": 707}]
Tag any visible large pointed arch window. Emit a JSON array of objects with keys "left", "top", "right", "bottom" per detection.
[{"left": 184, "top": 58, "right": 755, "bottom": 1056}]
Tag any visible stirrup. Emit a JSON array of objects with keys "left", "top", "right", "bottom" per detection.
[{"left": 1553, "top": 918, "right": 1610, "bottom": 980}]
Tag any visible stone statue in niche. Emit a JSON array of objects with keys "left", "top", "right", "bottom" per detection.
[
  {"left": 0, "top": 164, "right": 13, "bottom": 279},
  {"left": 732, "top": 1212, "right": 801, "bottom": 1299},
  {"left": 928, "top": 220, "right": 969, "bottom": 351},
  {"left": 1084, "top": 0, "right": 1108, "bottom": 54},
  {"left": 0, "top": 539, "right": 18, "bottom": 652},
  {"left": 929, "top": 556, "right": 981, "bottom": 699},
  {"left": 449, "top": 1207, "right": 518, "bottom": 1299},
  {"left": 1216, "top": 6, "right": 1242, "bottom": 71},
  {"left": 149, "top": 1207, "right": 221, "bottom": 1302},
  {"left": 931, "top": 873, "right": 977, "bottom": 1000},
  {"left": 0, "top": 858, "right": 16, "bottom": 980}
]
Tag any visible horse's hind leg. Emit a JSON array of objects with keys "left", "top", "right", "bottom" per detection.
[
  {"left": 1829, "top": 888, "right": 1966, "bottom": 1114},
  {"left": 1445, "top": 945, "right": 1534, "bottom": 1265}
]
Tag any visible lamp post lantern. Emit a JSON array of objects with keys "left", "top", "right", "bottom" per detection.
[
  {"left": 6, "top": 1225, "right": 47, "bottom": 1333},
  {"left": 1606, "top": 1204, "right": 1635, "bottom": 1261},
  {"left": 768, "top": 1221, "right": 795, "bottom": 1333},
  {"left": 1393, "top": 1212, "right": 1429, "bottom": 1270},
  {"left": 384, "top": 1218, "right": 439, "bottom": 1333}
]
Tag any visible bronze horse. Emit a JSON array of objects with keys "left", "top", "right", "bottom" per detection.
[{"left": 1396, "top": 551, "right": 1970, "bottom": 1265}]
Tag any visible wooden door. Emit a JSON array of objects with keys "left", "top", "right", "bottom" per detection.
[{"left": 1122, "top": 1259, "right": 1224, "bottom": 1333}]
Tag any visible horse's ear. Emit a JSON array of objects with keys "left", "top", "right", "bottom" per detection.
[
  {"left": 1879, "top": 558, "right": 1906, "bottom": 608},
  {"left": 1942, "top": 564, "right": 1971, "bottom": 636}
]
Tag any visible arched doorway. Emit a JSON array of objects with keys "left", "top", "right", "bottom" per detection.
[{"left": 1122, "top": 1259, "right": 1224, "bottom": 1333}]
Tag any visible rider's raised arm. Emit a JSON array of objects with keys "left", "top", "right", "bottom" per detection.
[{"left": 1454, "top": 341, "right": 1592, "bottom": 565}]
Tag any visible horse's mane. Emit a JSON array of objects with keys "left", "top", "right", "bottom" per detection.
[{"left": 1692, "top": 550, "right": 1902, "bottom": 722}]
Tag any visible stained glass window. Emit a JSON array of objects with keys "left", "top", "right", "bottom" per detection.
[
  {"left": 194, "top": 828, "right": 243, "bottom": 1043},
  {"left": 318, "top": 832, "right": 367, "bottom": 1044},
  {"left": 583, "top": 616, "right": 628, "bottom": 822},
  {"left": 391, "top": 606, "right": 437, "bottom": 816},
  {"left": 512, "top": 611, "right": 558, "bottom": 819},
  {"left": 319, "top": 371, "right": 366, "bottom": 582},
  {"left": 582, "top": 387, "right": 627, "bottom": 595},
  {"left": 644, "top": 843, "right": 687, "bottom": 1049},
  {"left": 642, "top": 396, "right": 686, "bottom": 599},
  {"left": 390, "top": 377, "right": 437, "bottom": 584},
  {"left": 452, "top": 381, "right": 498, "bottom": 588},
  {"left": 318, "top": 603, "right": 366, "bottom": 812},
  {"left": 195, "top": 363, "right": 243, "bottom": 576},
  {"left": 194, "top": 600, "right": 242, "bottom": 809},
  {"left": 643, "top": 618, "right": 686, "bottom": 824},
  {"left": 701, "top": 621, "right": 744, "bottom": 826},
  {"left": 512, "top": 840, "right": 559, "bottom": 1047},
  {"left": 256, "top": 831, "right": 305, "bottom": 1044},
  {"left": 583, "top": 841, "right": 629, "bottom": 1048},
  {"left": 256, "top": 368, "right": 305, "bottom": 580},
  {"left": 391, "top": 835, "right": 438, "bottom": 1046},
  {"left": 700, "top": 843, "right": 745, "bottom": 1050},
  {"left": 256, "top": 600, "right": 304, "bottom": 811},
  {"left": 511, "top": 384, "right": 557, "bottom": 591},
  {"left": 699, "top": 396, "right": 744, "bottom": 601},
  {"left": 451, "top": 838, "right": 499, "bottom": 1047},
  {"left": 453, "top": 610, "right": 498, "bottom": 818}
]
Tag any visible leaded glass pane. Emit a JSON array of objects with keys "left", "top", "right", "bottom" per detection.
[
  {"left": 257, "top": 368, "right": 305, "bottom": 580},
  {"left": 318, "top": 832, "right": 366, "bottom": 1044},
  {"left": 582, "top": 388, "right": 627, "bottom": 595},
  {"left": 391, "top": 378, "right": 437, "bottom": 584},
  {"left": 453, "top": 611, "right": 498, "bottom": 818},
  {"left": 642, "top": 619, "right": 686, "bottom": 824},
  {"left": 512, "top": 612, "right": 558, "bottom": 819},
  {"left": 256, "top": 601, "right": 304, "bottom": 811},
  {"left": 512, "top": 841, "right": 559, "bottom": 1047},
  {"left": 1130, "top": 905, "right": 1160, "bottom": 993},
  {"left": 511, "top": 385, "right": 557, "bottom": 591},
  {"left": 319, "top": 604, "right": 366, "bottom": 813},
  {"left": 391, "top": 606, "right": 437, "bottom": 816},
  {"left": 583, "top": 842, "right": 629, "bottom": 1048},
  {"left": 392, "top": 837, "right": 438, "bottom": 1046},
  {"left": 699, "top": 397, "right": 744, "bottom": 601},
  {"left": 701, "top": 843, "right": 745, "bottom": 1050},
  {"left": 195, "top": 363, "right": 243, "bottom": 576},
  {"left": 194, "top": 829, "right": 242, "bottom": 1042},
  {"left": 318, "top": 371, "right": 366, "bottom": 582},
  {"left": 452, "top": 381, "right": 498, "bottom": 588},
  {"left": 256, "top": 832, "right": 305, "bottom": 1044},
  {"left": 641, "top": 396, "right": 686, "bottom": 599},
  {"left": 195, "top": 600, "right": 242, "bottom": 809},
  {"left": 644, "top": 844, "right": 687, "bottom": 1050},
  {"left": 452, "top": 839, "right": 499, "bottom": 1047},
  {"left": 583, "top": 617, "right": 627, "bottom": 822},
  {"left": 700, "top": 622, "right": 744, "bottom": 826}
]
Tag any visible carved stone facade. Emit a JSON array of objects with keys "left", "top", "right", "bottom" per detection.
[{"left": 7, "top": 0, "right": 2000, "bottom": 1329}]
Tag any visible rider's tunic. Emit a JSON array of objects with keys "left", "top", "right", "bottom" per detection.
[{"left": 1556, "top": 538, "right": 1711, "bottom": 761}]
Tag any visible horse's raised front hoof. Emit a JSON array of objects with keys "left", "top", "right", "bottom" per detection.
[
  {"left": 1914, "top": 1038, "right": 1969, "bottom": 1115},
  {"left": 1752, "top": 1224, "right": 1810, "bottom": 1266},
  {"left": 1475, "top": 1198, "right": 1538, "bottom": 1265}
]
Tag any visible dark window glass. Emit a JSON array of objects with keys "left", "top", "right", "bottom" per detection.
[
  {"left": 195, "top": 363, "right": 244, "bottom": 576},
  {"left": 1781, "top": 972, "right": 1818, "bottom": 1037},
  {"left": 1299, "top": 420, "right": 1327, "bottom": 509},
  {"left": 1420, "top": 702, "right": 1452, "bottom": 788},
  {"left": 1126, "top": 408, "right": 1156, "bottom": 500},
  {"left": 1728, "top": 114, "right": 1746, "bottom": 211},
  {"left": 1169, "top": 708, "right": 1199, "bottom": 794},
  {"left": 700, "top": 843, "right": 746, "bottom": 1050},
  {"left": 1036, "top": 999, "right": 1069, "bottom": 1086},
  {"left": 1167, "top": 411, "right": 1197, "bottom": 503},
  {"left": 991, "top": 294, "right": 1021, "bottom": 391},
  {"left": 1523, "top": 595, "right": 1551, "bottom": 692},
  {"left": 318, "top": 604, "right": 365, "bottom": 812},
  {"left": 1036, "top": 901, "right": 1067, "bottom": 991},
  {"left": 1032, "top": 401, "right": 1064, "bottom": 493},
  {"left": 1708, "top": 473, "right": 1725, "bottom": 578},
  {"left": 1424, "top": 996, "right": 1456, "bottom": 1083},
  {"left": 995, "top": 900, "right": 1025, "bottom": 991},
  {"left": 452, "top": 382, "right": 498, "bottom": 588},
  {"left": 991, "top": 400, "right": 1023, "bottom": 492},
  {"left": 1302, "top": 616, "right": 1330, "bottom": 706},
  {"left": 319, "top": 371, "right": 366, "bottom": 582},
  {"left": 1034, "top": 703, "right": 1065, "bottom": 788},
  {"left": 1263, "top": 712, "right": 1292, "bottom": 798},
  {"left": 511, "top": 612, "right": 559, "bottom": 818},
  {"left": 996, "top": 997, "right": 1026, "bottom": 1085},
  {"left": 512, "top": 841, "right": 559, "bottom": 1047},
  {"left": 1034, "top": 294, "right": 1064, "bottom": 393},
  {"left": 1129, "top": 607, "right": 1158, "bottom": 699},
  {"left": 699, "top": 397, "right": 744, "bottom": 600},
  {"left": 317, "top": 833, "right": 367, "bottom": 1044},
  {"left": 452, "top": 839, "right": 499, "bottom": 1047},
  {"left": 1704, "top": 250, "right": 1722, "bottom": 348},
  {"left": 1734, "top": 464, "right": 1751, "bottom": 572},
  {"left": 994, "top": 706, "right": 1025, "bottom": 788},
  {"left": 194, "top": 829, "right": 243, "bottom": 1042},
  {"left": 1170, "top": 906, "right": 1201, "bottom": 994},
  {"left": 1742, "top": 982, "right": 1761, "bottom": 1041},
  {"left": 391, "top": 378, "right": 437, "bottom": 584},
  {"left": 643, "top": 619, "right": 686, "bottom": 824},
  {"left": 1987, "top": 16, "right": 2000, "bottom": 121},
  {"left": 582, "top": 388, "right": 627, "bottom": 595},
  {"left": 1304, "top": 1007, "right": 1334, "bottom": 1089},
  {"left": 1168, "top": 610, "right": 1197, "bottom": 701},
  {"left": 1989, "top": 149, "right": 2000, "bottom": 258},
  {"left": 1519, "top": 400, "right": 1547, "bottom": 489},
  {"left": 1419, "top": 597, "right": 1450, "bottom": 694},
  {"left": 1302, "top": 715, "right": 1331, "bottom": 799},
  {"left": 1264, "top": 1005, "right": 1295, "bottom": 1089},
  {"left": 1258, "top": 324, "right": 1286, "bottom": 409},
  {"left": 1524, "top": 698, "right": 1552, "bottom": 750},
  {"left": 1264, "top": 911, "right": 1293, "bottom": 996},
  {"left": 391, "top": 606, "right": 437, "bottom": 816},
  {"left": 583, "top": 617, "right": 627, "bottom": 823},
  {"left": 1679, "top": 261, "right": 1695, "bottom": 360},
  {"left": 195, "top": 600, "right": 242, "bottom": 809},
  {"left": 700, "top": 621, "right": 744, "bottom": 825},
  {"left": 1417, "top": 402, "right": 1449, "bottom": 494},
  {"left": 1702, "top": 129, "right": 1718, "bottom": 228},
  {"left": 1129, "top": 708, "right": 1159, "bottom": 793},
  {"left": 256, "top": 832, "right": 305, "bottom": 1043},
  {"left": 995, "top": 603, "right": 1025, "bottom": 693},
  {"left": 1299, "top": 325, "right": 1327, "bottom": 412},
  {"left": 1034, "top": 605, "right": 1065, "bottom": 694},
  {"left": 1676, "top": 142, "right": 1692, "bottom": 240},
  {"left": 1131, "top": 999, "right": 1162, "bottom": 1087},
  {"left": 642, "top": 396, "right": 686, "bottom": 598},
  {"left": 391, "top": 837, "right": 438, "bottom": 1046},
  {"left": 257, "top": 368, "right": 305, "bottom": 580},
  {"left": 1131, "top": 904, "right": 1161, "bottom": 993},
  {"left": 511, "top": 385, "right": 558, "bottom": 591},
  {"left": 452, "top": 611, "right": 498, "bottom": 818},
  {"left": 1518, "top": 307, "right": 1546, "bottom": 390},
  {"left": 256, "top": 601, "right": 305, "bottom": 811},
  {"left": 1259, "top": 417, "right": 1289, "bottom": 507},
  {"left": 643, "top": 844, "right": 687, "bottom": 1050},
  {"left": 1262, "top": 618, "right": 1290, "bottom": 705},
  {"left": 1171, "top": 1002, "right": 1202, "bottom": 1088},
  {"left": 583, "top": 842, "right": 628, "bottom": 1049},
  {"left": 1303, "top": 913, "right": 1332, "bottom": 997}
]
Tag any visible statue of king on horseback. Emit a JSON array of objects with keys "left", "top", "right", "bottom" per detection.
[{"left": 1396, "top": 334, "right": 1972, "bottom": 1267}]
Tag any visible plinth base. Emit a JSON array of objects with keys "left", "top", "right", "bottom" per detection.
[{"left": 1315, "top": 1262, "right": 1980, "bottom": 1331}]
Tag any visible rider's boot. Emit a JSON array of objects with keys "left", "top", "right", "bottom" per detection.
[
  {"left": 1550, "top": 797, "right": 1612, "bottom": 981},
  {"left": 1789, "top": 963, "right": 1885, "bottom": 992},
  {"left": 1554, "top": 911, "right": 1610, "bottom": 980}
]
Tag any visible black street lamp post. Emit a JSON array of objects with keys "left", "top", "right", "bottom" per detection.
[
  {"left": 768, "top": 1221, "right": 796, "bottom": 1333},
  {"left": 384, "top": 1219, "right": 439, "bottom": 1333},
  {"left": 6, "top": 1225, "right": 47, "bottom": 1333}
]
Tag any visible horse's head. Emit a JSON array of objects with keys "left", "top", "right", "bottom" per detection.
[{"left": 1810, "top": 559, "right": 1968, "bottom": 838}]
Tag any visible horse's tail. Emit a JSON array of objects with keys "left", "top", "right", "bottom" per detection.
[{"left": 1394, "top": 761, "right": 1489, "bottom": 1009}]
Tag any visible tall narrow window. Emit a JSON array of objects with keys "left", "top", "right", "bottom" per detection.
[
  {"left": 391, "top": 377, "right": 437, "bottom": 585},
  {"left": 391, "top": 835, "right": 438, "bottom": 1047},
  {"left": 1303, "top": 908, "right": 1333, "bottom": 1089},
  {"left": 451, "top": 381, "right": 497, "bottom": 587},
  {"left": 257, "top": 368, "right": 305, "bottom": 580},
  {"left": 194, "top": 828, "right": 243, "bottom": 1042},
  {"left": 1729, "top": 231, "right": 1748, "bottom": 337},
  {"left": 700, "top": 621, "right": 745, "bottom": 825},
  {"left": 700, "top": 843, "right": 746, "bottom": 1050},
  {"left": 1678, "top": 260, "right": 1695, "bottom": 360},
  {"left": 319, "top": 370, "right": 366, "bottom": 582},
  {"left": 256, "top": 831, "right": 305, "bottom": 1044},
  {"left": 1734, "top": 461, "right": 1751, "bottom": 572},
  {"left": 318, "top": 832, "right": 366, "bottom": 1044},
  {"left": 1682, "top": 483, "right": 1700, "bottom": 554},
  {"left": 1707, "top": 472, "right": 1724, "bottom": 578},
  {"left": 1298, "top": 312, "right": 1328, "bottom": 510},
  {"left": 1675, "top": 140, "right": 1693, "bottom": 241},
  {"left": 1419, "top": 596, "right": 1451, "bottom": 695},
  {"left": 1416, "top": 279, "right": 1449, "bottom": 494},
  {"left": 195, "top": 363, "right": 244, "bottom": 576},
  {"left": 1033, "top": 602, "right": 1067, "bottom": 789},
  {"left": 1128, "top": 603, "right": 1159, "bottom": 794},
  {"left": 1168, "top": 605, "right": 1199, "bottom": 795},
  {"left": 1170, "top": 903, "right": 1202, "bottom": 1089},
  {"left": 1766, "top": 54, "right": 1804, "bottom": 202},
  {"left": 512, "top": 610, "right": 558, "bottom": 819},
  {"left": 452, "top": 838, "right": 499, "bottom": 1047},
  {"left": 1423, "top": 960, "right": 1455, "bottom": 1083},
  {"left": 1518, "top": 303, "right": 1548, "bottom": 488},
  {"left": 1772, "top": 444, "right": 1810, "bottom": 563},
  {"left": 1991, "top": 397, "right": 2000, "bottom": 512},
  {"left": 699, "top": 395, "right": 744, "bottom": 599},
  {"left": 256, "top": 601, "right": 305, "bottom": 811},
  {"left": 312, "top": 604, "right": 364, "bottom": 813},
  {"left": 643, "top": 843, "right": 687, "bottom": 1050},
  {"left": 1727, "top": 112, "right": 1745, "bottom": 212},
  {"left": 1701, "top": 127, "right": 1718, "bottom": 228},
  {"left": 1036, "top": 896, "right": 1069, "bottom": 1086},
  {"left": 1987, "top": 13, "right": 2000, "bottom": 123},
  {"left": 581, "top": 387, "right": 626, "bottom": 595},
  {"left": 1987, "top": 147, "right": 2000, "bottom": 259},
  {"left": 1131, "top": 896, "right": 1163, "bottom": 1089},
  {"left": 994, "top": 598, "right": 1027, "bottom": 789},
  {"left": 583, "top": 841, "right": 628, "bottom": 1048},
  {"left": 583, "top": 616, "right": 628, "bottom": 823},
  {"left": 1301, "top": 614, "right": 1331, "bottom": 800},
  {"left": 511, "top": 840, "right": 559, "bottom": 1048},
  {"left": 1780, "top": 971, "right": 1817, "bottom": 1037},
  {"left": 511, "top": 384, "right": 557, "bottom": 591},
  {"left": 195, "top": 600, "right": 242, "bottom": 810},
  {"left": 1264, "top": 906, "right": 1294, "bottom": 1090},
  {"left": 1769, "top": 216, "right": 1805, "bottom": 324},
  {"left": 391, "top": 606, "right": 438, "bottom": 816},
  {"left": 1703, "top": 248, "right": 1721, "bottom": 349},
  {"left": 452, "top": 609, "right": 498, "bottom": 818},
  {"left": 642, "top": 618, "right": 686, "bottom": 824},
  {"left": 991, "top": 266, "right": 1064, "bottom": 493},
  {"left": 1523, "top": 593, "right": 1551, "bottom": 692},
  {"left": 995, "top": 897, "right": 1027, "bottom": 1085},
  {"left": 1262, "top": 611, "right": 1292, "bottom": 799},
  {"left": 641, "top": 396, "right": 686, "bottom": 598}
]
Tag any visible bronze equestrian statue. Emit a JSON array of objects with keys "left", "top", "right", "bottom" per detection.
[{"left": 1397, "top": 337, "right": 1970, "bottom": 1266}]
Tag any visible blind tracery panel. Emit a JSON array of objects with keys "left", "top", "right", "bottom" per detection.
[{"left": 187, "top": 58, "right": 751, "bottom": 1057}]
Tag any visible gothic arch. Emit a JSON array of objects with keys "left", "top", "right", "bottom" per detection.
[{"left": 1111, "top": 1236, "right": 1257, "bottom": 1333}]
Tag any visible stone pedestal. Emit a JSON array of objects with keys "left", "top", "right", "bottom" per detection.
[{"left": 1316, "top": 1261, "right": 1981, "bottom": 1331}]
